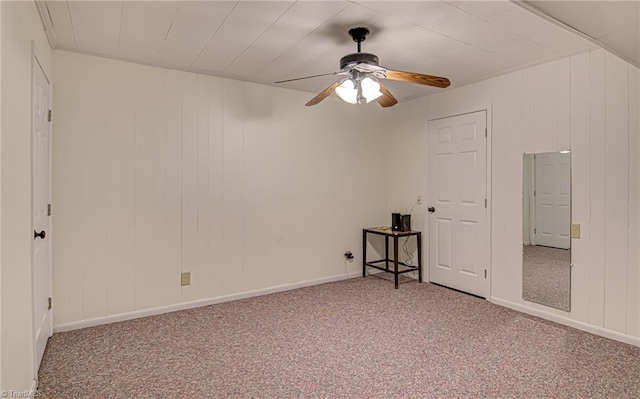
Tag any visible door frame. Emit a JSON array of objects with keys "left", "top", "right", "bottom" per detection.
[
  {"left": 30, "top": 42, "right": 53, "bottom": 376},
  {"left": 423, "top": 105, "right": 493, "bottom": 299},
  {"left": 524, "top": 154, "right": 536, "bottom": 246}
]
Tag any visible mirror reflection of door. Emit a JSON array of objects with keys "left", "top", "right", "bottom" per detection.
[
  {"left": 522, "top": 151, "right": 571, "bottom": 312},
  {"left": 535, "top": 152, "right": 571, "bottom": 249}
]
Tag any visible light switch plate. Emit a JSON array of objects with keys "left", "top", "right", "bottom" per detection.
[
  {"left": 181, "top": 272, "right": 191, "bottom": 286},
  {"left": 571, "top": 224, "right": 581, "bottom": 239}
]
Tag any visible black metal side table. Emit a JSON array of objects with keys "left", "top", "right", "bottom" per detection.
[{"left": 362, "top": 227, "right": 423, "bottom": 289}]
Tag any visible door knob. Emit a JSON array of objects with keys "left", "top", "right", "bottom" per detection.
[
  {"left": 428, "top": 207, "right": 436, "bottom": 213},
  {"left": 34, "top": 230, "right": 46, "bottom": 240}
]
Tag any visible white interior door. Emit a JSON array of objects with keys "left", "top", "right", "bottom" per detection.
[
  {"left": 32, "top": 55, "right": 52, "bottom": 371},
  {"left": 534, "top": 152, "right": 571, "bottom": 249},
  {"left": 428, "top": 111, "right": 488, "bottom": 298}
]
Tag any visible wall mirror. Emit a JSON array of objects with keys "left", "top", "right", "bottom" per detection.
[{"left": 522, "top": 151, "right": 571, "bottom": 311}]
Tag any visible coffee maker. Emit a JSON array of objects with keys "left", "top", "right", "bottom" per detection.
[{"left": 391, "top": 213, "right": 411, "bottom": 232}]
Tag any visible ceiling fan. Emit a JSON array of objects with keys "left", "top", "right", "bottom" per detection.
[{"left": 275, "top": 27, "right": 451, "bottom": 108}]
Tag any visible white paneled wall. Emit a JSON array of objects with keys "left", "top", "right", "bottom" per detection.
[
  {"left": 1, "top": 0, "right": 52, "bottom": 391},
  {"left": 52, "top": 50, "right": 388, "bottom": 329},
  {"left": 52, "top": 48, "right": 639, "bottom": 345},
  {"left": 388, "top": 49, "right": 640, "bottom": 344},
  {"left": 628, "top": 65, "right": 640, "bottom": 338},
  {"left": 385, "top": 100, "right": 428, "bottom": 236},
  {"left": 603, "top": 54, "right": 629, "bottom": 333}
]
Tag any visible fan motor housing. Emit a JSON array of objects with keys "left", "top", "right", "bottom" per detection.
[{"left": 340, "top": 53, "right": 379, "bottom": 70}]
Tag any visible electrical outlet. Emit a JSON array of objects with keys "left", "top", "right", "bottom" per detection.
[
  {"left": 181, "top": 272, "right": 191, "bottom": 286},
  {"left": 571, "top": 224, "right": 581, "bottom": 239},
  {"left": 417, "top": 195, "right": 423, "bottom": 205}
]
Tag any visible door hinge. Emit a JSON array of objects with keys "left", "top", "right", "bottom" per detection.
[
  {"left": 484, "top": 270, "right": 487, "bottom": 279},
  {"left": 534, "top": 228, "right": 537, "bottom": 234},
  {"left": 48, "top": 297, "right": 52, "bottom": 310},
  {"left": 485, "top": 128, "right": 487, "bottom": 138},
  {"left": 484, "top": 199, "right": 487, "bottom": 208},
  {"left": 48, "top": 110, "right": 52, "bottom": 122},
  {"left": 47, "top": 203, "right": 51, "bottom": 216}
]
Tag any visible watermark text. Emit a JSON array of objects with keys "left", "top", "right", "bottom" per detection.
[{"left": 1, "top": 390, "right": 41, "bottom": 398}]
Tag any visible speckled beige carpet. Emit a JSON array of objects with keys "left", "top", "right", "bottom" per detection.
[
  {"left": 523, "top": 245, "right": 571, "bottom": 310},
  {"left": 38, "top": 277, "right": 640, "bottom": 398}
]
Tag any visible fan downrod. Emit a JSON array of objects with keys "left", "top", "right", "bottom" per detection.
[{"left": 348, "top": 27, "right": 369, "bottom": 53}]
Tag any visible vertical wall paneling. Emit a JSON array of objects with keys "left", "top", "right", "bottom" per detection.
[
  {"left": 501, "top": 72, "right": 525, "bottom": 302},
  {"left": 557, "top": 58, "right": 571, "bottom": 150},
  {"left": 522, "top": 67, "right": 535, "bottom": 152},
  {"left": 65, "top": 52, "right": 84, "bottom": 322},
  {"left": 134, "top": 64, "right": 156, "bottom": 311},
  {"left": 243, "top": 85, "right": 294, "bottom": 290},
  {"left": 274, "top": 90, "right": 295, "bottom": 285},
  {"left": 384, "top": 98, "right": 427, "bottom": 253},
  {"left": 151, "top": 67, "right": 168, "bottom": 307},
  {"left": 627, "top": 65, "right": 640, "bottom": 336},
  {"left": 81, "top": 55, "right": 109, "bottom": 319},
  {"left": 604, "top": 53, "right": 629, "bottom": 333},
  {"left": 52, "top": 51, "right": 389, "bottom": 329},
  {"left": 588, "top": 49, "right": 606, "bottom": 327},
  {"left": 51, "top": 49, "right": 639, "bottom": 344},
  {"left": 221, "top": 80, "right": 245, "bottom": 295},
  {"left": 106, "top": 60, "right": 136, "bottom": 315},
  {"left": 488, "top": 77, "right": 508, "bottom": 301},
  {"left": 164, "top": 70, "right": 183, "bottom": 305},
  {"left": 516, "top": 60, "right": 562, "bottom": 153},
  {"left": 196, "top": 75, "right": 210, "bottom": 300},
  {"left": 418, "top": 48, "right": 639, "bottom": 343},
  {"left": 181, "top": 73, "right": 198, "bottom": 302},
  {"left": 207, "top": 76, "right": 224, "bottom": 299},
  {"left": 531, "top": 62, "right": 558, "bottom": 153},
  {"left": 2, "top": 1, "right": 55, "bottom": 388},
  {"left": 51, "top": 51, "right": 71, "bottom": 325},
  {"left": 243, "top": 83, "right": 272, "bottom": 291},
  {"left": 569, "top": 52, "right": 591, "bottom": 323},
  {"left": 289, "top": 99, "right": 338, "bottom": 281}
]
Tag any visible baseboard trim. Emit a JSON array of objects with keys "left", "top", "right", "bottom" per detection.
[
  {"left": 31, "top": 379, "right": 38, "bottom": 396},
  {"left": 490, "top": 297, "right": 640, "bottom": 347},
  {"left": 54, "top": 272, "right": 365, "bottom": 333}
]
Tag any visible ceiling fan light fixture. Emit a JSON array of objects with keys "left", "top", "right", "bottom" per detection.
[
  {"left": 289, "top": 27, "right": 450, "bottom": 108},
  {"left": 335, "top": 77, "right": 382, "bottom": 105},
  {"left": 361, "top": 77, "right": 383, "bottom": 102},
  {"left": 335, "top": 78, "right": 358, "bottom": 104}
]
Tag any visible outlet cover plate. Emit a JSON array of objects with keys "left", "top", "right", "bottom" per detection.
[
  {"left": 571, "top": 224, "right": 581, "bottom": 239},
  {"left": 181, "top": 272, "right": 191, "bottom": 286}
]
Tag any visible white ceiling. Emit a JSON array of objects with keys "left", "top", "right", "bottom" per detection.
[
  {"left": 523, "top": 0, "right": 639, "bottom": 68},
  {"left": 41, "top": 0, "right": 604, "bottom": 102}
]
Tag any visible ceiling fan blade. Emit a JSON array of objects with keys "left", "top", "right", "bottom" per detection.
[
  {"left": 275, "top": 72, "right": 342, "bottom": 84},
  {"left": 305, "top": 81, "right": 342, "bottom": 107},
  {"left": 377, "top": 81, "right": 398, "bottom": 108},
  {"left": 384, "top": 69, "right": 450, "bottom": 88}
]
